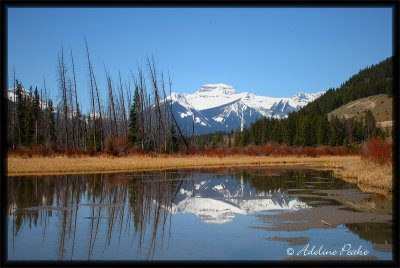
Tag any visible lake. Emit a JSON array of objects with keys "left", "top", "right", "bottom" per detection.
[{"left": 6, "top": 167, "right": 392, "bottom": 261}]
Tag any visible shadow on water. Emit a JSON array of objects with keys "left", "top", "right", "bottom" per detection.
[{"left": 7, "top": 168, "right": 392, "bottom": 260}]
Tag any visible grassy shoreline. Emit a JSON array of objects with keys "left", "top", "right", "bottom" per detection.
[{"left": 7, "top": 155, "right": 392, "bottom": 196}]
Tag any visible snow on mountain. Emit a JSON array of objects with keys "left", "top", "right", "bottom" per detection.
[
  {"left": 166, "top": 83, "right": 324, "bottom": 134},
  {"left": 184, "top": 84, "right": 241, "bottom": 110},
  {"left": 168, "top": 177, "right": 309, "bottom": 224},
  {"left": 7, "top": 88, "right": 49, "bottom": 109}
]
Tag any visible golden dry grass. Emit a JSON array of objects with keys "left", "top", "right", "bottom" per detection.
[{"left": 7, "top": 155, "right": 392, "bottom": 195}]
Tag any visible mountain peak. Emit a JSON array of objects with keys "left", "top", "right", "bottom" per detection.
[
  {"left": 291, "top": 91, "right": 324, "bottom": 105},
  {"left": 164, "top": 85, "right": 324, "bottom": 135},
  {"left": 197, "top": 83, "right": 236, "bottom": 95}
]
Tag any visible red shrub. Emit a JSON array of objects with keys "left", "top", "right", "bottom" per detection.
[
  {"left": 65, "top": 148, "right": 85, "bottom": 158},
  {"left": 105, "top": 137, "right": 130, "bottom": 156},
  {"left": 362, "top": 136, "right": 392, "bottom": 165},
  {"left": 8, "top": 145, "right": 58, "bottom": 157},
  {"left": 202, "top": 148, "right": 228, "bottom": 158}
]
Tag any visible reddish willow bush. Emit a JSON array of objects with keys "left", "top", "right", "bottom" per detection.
[
  {"left": 362, "top": 136, "right": 392, "bottom": 165},
  {"left": 8, "top": 145, "right": 87, "bottom": 158},
  {"left": 8, "top": 141, "right": 359, "bottom": 158},
  {"left": 105, "top": 137, "right": 130, "bottom": 156},
  {"left": 182, "top": 143, "right": 356, "bottom": 158}
]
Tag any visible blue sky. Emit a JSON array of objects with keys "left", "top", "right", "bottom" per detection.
[{"left": 7, "top": 7, "right": 392, "bottom": 113}]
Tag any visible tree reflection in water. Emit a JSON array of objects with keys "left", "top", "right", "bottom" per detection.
[{"left": 7, "top": 171, "right": 188, "bottom": 260}]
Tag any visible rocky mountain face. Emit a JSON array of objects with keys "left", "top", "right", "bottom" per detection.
[{"left": 166, "top": 83, "right": 324, "bottom": 135}]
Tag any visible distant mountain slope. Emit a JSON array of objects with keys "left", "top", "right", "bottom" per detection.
[
  {"left": 166, "top": 84, "right": 323, "bottom": 135},
  {"left": 328, "top": 94, "right": 392, "bottom": 128},
  {"left": 297, "top": 56, "right": 393, "bottom": 117}
]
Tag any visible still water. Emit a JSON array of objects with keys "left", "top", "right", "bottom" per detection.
[{"left": 7, "top": 168, "right": 392, "bottom": 261}]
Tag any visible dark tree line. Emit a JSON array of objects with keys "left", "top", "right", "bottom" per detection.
[
  {"left": 7, "top": 79, "right": 56, "bottom": 149},
  {"left": 233, "top": 110, "right": 384, "bottom": 148}
]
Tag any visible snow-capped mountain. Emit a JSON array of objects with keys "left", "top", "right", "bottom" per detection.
[
  {"left": 7, "top": 87, "right": 49, "bottom": 109},
  {"left": 166, "top": 83, "right": 324, "bottom": 135},
  {"left": 169, "top": 175, "right": 309, "bottom": 224}
]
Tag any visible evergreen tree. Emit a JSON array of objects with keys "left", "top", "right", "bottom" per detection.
[
  {"left": 271, "top": 119, "right": 282, "bottom": 143},
  {"left": 303, "top": 116, "right": 315, "bottom": 146},
  {"left": 48, "top": 99, "right": 56, "bottom": 145},
  {"left": 316, "top": 115, "right": 328, "bottom": 145},
  {"left": 32, "top": 87, "right": 41, "bottom": 144},
  {"left": 294, "top": 117, "right": 306, "bottom": 146},
  {"left": 15, "top": 80, "right": 25, "bottom": 146},
  {"left": 282, "top": 114, "right": 295, "bottom": 146},
  {"left": 23, "top": 86, "right": 34, "bottom": 146},
  {"left": 328, "top": 116, "right": 345, "bottom": 146},
  {"left": 169, "top": 124, "right": 179, "bottom": 152},
  {"left": 240, "top": 127, "right": 250, "bottom": 147},
  {"left": 364, "top": 110, "right": 377, "bottom": 140},
  {"left": 128, "top": 86, "right": 140, "bottom": 145}
]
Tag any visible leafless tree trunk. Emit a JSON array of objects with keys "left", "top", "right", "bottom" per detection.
[
  {"left": 147, "top": 57, "right": 164, "bottom": 152},
  {"left": 68, "top": 79, "right": 76, "bottom": 149},
  {"left": 168, "top": 78, "right": 189, "bottom": 150},
  {"left": 92, "top": 67, "right": 104, "bottom": 151},
  {"left": 70, "top": 47, "right": 81, "bottom": 150},
  {"left": 57, "top": 47, "right": 69, "bottom": 151},
  {"left": 161, "top": 73, "right": 169, "bottom": 152},
  {"left": 138, "top": 69, "right": 146, "bottom": 150},
  {"left": 125, "top": 81, "right": 132, "bottom": 118},
  {"left": 85, "top": 37, "right": 97, "bottom": 151},
  {"left": 118, "top": 71, "right": 127, "bottom": 137},
  {"left": 43, "top": 77, "right": 49, "bottom": 145},
  {"left": 12, "top": 67, "right": 16, "bottom": 149},
  {"left": 105, "top": 67, "right": 118, "bottom": 137}
]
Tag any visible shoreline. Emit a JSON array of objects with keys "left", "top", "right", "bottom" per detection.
[{"left": 6, "top": 155, "right": 392, "bottom": 196}]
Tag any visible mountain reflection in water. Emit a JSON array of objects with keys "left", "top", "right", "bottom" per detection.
[
  {"left": 7, "top": 168, "right": 391, "bottom": 260},
  {"left": 170, "top": 176, "right": 309, "bottom": 224}
]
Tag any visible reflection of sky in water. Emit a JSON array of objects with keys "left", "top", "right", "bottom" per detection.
[
  {"left": 7, "top": 170, "right": 392, "bottom": 260},
  {"left": 7, "top": 211, "right": 392, "bottom": 260}
]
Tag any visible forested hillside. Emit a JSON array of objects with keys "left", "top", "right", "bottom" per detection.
[{"left": 296, "top": 56, "right": 393, "bottom": 116}]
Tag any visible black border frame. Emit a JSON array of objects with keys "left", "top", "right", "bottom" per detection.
[{"left": 1, "top": 1, "right": 399, "bottom": 267}]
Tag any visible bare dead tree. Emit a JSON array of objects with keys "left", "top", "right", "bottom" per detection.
[
  {"left": 125, "top": 81, "right": 132, "bottom": 117},
  {"left": 44, "top": 77, "right": 53, "bottom": 146},
  {"left": 83, "top": 114, "right": 88, "bottom": 151},
  {"left": 42, "top": 77, "right": 48, "bottom": 144},
  {"left": 132, "top": 67, "right": 147, "bottom": 150},
  {"left": 105, "top": 66, "right": 118, "bottom": 137},
  {"left": 167, "top": 76, "right": 189, "bottom": 149},
  {"left": 147, "top": 57, "right": 164, "bottom": 152},
  {"left": 39, "top": 84, "right": 44, "bottom": 145},
  {"left": 91, "top": 66, "right": 104, "bottom": 151},
  {"left": 85, "top": 37, "right": 97, "bottom": 151},
  {"left": 118, "top": 71, "right": 127, "bottom": 137},
  {"left": 160, "top": 73, "right": 169, "bottom": 152},
  {"left": 12, "top": 67, "right": 16, "bottom": 149},
  {"left": 57, "top": 47, "right": 69, "bottom": 151},
  {"left": 70, "top": 47, "right": 81, "bottom": 150},
  {"left": 67, "top": 78, "right": 76, "bottom": 149}
]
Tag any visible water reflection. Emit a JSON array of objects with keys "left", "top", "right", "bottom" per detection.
[
  {"left": 170, "top": 172, "right": 310, "bottom": 224},
  {"left": 7, "top": 168, "right": 392, "bottom": 260}
]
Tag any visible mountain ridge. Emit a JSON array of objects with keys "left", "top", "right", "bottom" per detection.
[{"left": 166, "top": 83, "right": 324, "bottom": 135}]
